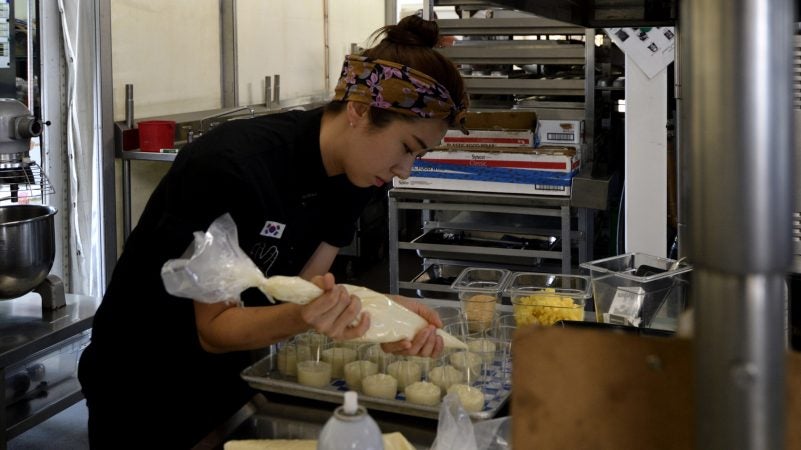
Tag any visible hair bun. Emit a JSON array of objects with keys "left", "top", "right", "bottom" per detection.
[{"left": 385, "top": 15, "right": 440, "bottom": 48}]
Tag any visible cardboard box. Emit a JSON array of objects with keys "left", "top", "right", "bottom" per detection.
[
  {"left": 443, "top": 129, "right": 536, "bottom": 148},
  {"left": 462, "top": 110, "right": 538, "bottom": 130},
  {"left": 443, "top": 110, "right": 539, "bottom": 148},
  {"left": 393, "top": 146, "right": 579, "bottom": 196},
  {"left": 423, "top": 145, "right": 577, "bottom": 170},
  {"left": 537, "top": 119, "right": 583, "bottom": 145}
]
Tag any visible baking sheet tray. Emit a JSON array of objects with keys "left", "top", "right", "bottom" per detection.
[
  {"left": 241, "top": 352, "right": 511, "bottom": 420},
  {"left": 411, "top": 228, "right": 559, "bottom": 265}
]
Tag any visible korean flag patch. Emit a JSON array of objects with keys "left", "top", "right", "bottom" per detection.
[{"left": 260, "top": 221, "right": 286, "bottom": 239}]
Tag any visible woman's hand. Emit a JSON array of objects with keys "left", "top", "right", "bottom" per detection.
[
  {"left": 299, "top": 273, "right": 370, "bottom": 341},
  {"left": 381, "top": 295, "right": 444, "bottom": 358}
]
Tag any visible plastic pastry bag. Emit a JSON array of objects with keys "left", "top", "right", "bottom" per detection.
[
  {"left": 161, "top": 213, "right": 265, "bottom": 304},
  {"left": 161, "top": 213, "right": 467, "bottom": 349},
  {"left": 474, "top": 417, "right": 512, "bottom": 450},
  {"left": 431, "top": 394, "right": 511, "bottom": 450},
  {"left": 431, "top": 393, "right": 478, "bottom": 450}
]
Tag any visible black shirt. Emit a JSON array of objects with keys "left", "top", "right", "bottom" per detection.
[{"left": 78, "top": 108, "right": 375, "bottom": 448}]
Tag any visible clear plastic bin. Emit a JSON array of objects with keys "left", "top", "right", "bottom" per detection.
[
  {"left": 580, "top": 253, "right": 692, "bottom": 331},
  {"left": 505, "top": 272, "right": 590, "bottom": 326},
  {"left": 451, "top": 267, "right": 510, "bottom": 331},
  {"left": 4, "top": 330, "right": 90, "bottom": 405}
]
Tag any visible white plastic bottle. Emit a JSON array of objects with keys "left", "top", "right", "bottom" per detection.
[{"left": 317, "top": 391, "right": 384, "bottom": 450}]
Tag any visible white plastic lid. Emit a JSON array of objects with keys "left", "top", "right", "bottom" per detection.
[{"left": 343, "top": 391, "right": 358, "bottom": 415}]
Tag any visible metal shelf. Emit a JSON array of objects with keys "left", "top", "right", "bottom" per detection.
[
  {"left": 429, "top": 7, "right": 596, "bottom": 161},
  {"left": 388, "top": 188, "right": 592, "bottom": 295},
  {"left": 464, "top": 77, "right": 585, "bottom": 96},
  {"left": 436, "top": 17, "right": 586, "bottom": 35},
  {"left": 121, "top": 150, "right": 178, "bottom": 162},
  {"left": 438, "top": 40, "right": 586, "bottom": 65},
  {"left": 476, "top": 0, "right": 677, "bottom": 28}
]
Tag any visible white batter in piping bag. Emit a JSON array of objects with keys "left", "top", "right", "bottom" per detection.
[{"left": 162, "top": 213, "right": 467, "bottom": 349}]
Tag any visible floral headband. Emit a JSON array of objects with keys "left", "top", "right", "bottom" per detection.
[{"left": 333, "top": 55, "right": 468, "bottom": 133}]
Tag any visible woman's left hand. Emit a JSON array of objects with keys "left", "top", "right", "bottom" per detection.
[{"left": 381, "top": 295, "right": 444, "bottom": 358}]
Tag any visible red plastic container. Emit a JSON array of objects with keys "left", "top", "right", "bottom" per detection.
[{"left": 138, "top": 120, "right": 176, "bottom": 152}]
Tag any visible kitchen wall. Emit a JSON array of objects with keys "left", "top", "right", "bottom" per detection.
[{"left": 110, "top": 0, "right": 384, "bottom": 254}]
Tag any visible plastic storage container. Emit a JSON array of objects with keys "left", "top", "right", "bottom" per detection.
[
  {"left": 505, "top": 272, "right": 591, "bottom": 326},
  {"left": 580, "top": 253, "right": 692, "bottom": 331},
  {"left": 4, "top": 330, "right": 90, "bottom": 404},
  {"left": 138, "top": 120, "right": 176, "bottom": 152},
  {"left": 451, "top": 267, "right": 510, "bottom": 331}
]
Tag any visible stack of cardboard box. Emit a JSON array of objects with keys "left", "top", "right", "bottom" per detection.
[{"left": 393, "top": 111, "right": 582, "bottom": 196}]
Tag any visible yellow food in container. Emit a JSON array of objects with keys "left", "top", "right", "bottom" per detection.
[{"left": 512, "top": 288, "right": 583, "bottom": 326}]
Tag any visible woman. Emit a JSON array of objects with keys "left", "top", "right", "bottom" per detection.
[{"left": 78, "top": 15, "right": 467, "bottom": 449}]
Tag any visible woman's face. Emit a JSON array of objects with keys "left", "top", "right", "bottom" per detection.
[{"left": 342, "top": 117, "right": 448, "bottom": 188}]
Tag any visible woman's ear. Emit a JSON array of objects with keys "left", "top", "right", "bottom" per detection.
[{"left": 346, "top": 102, "right": 369, "bottom": 127}]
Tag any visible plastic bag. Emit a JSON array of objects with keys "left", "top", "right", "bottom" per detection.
[
  {"left": 474, "top": 416, "right": 512, "bottom": 450},
  {"left": 160, "top": 214, "right": 467, "bottom": 348},
  {"left": 161, "top": 213, "right": 266, "bottom": 304},
  {"left": 431, "top": 393, "right": 478, "bottom": 450},
  {"left": 431, "top": 393, "right": 512, "bottom": 450}
]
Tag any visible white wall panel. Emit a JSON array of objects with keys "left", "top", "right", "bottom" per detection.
[
  {"left": 110, "top": 0, "right": 220, "bottom": 252},
  {"left": 108, "top": 0, "right": 385, "bottom": 252},
  {"left": 236, "top": 0, "right": 325, "bottom": 105},
  {"left": 328, "top": 0, "right": 385, "bottom": 95},
  {"left": 111, "top": 0, "right": 221, "bottom": 120}
]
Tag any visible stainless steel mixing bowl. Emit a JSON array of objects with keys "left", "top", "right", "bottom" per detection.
[{"left": 0, "top": 204, "right": 57, "bottom": 299}]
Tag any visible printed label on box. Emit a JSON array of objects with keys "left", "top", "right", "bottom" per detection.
[
  {"left": 421, "top": 149, "right": 579, "bottom": 173},
  {"left": 393, "top": 176, "right": 571, "bottom": 196},
  {"left": 537, "top": 120, "right": 583, "bottom": 145},
  {"left": 604, "top": 286, "right": 645, "bottom": 327},
  {"left": 443, "top": 129, "right": 535, "bottom": 148},
  {"left": 392, "top": 158, "right": 576, "bottom": 196}
]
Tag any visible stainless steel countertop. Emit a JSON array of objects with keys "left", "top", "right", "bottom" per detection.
[
  {"left": 211, "top": 393, "right": 442, "bottom": 450},
  {"left": 0, "top": 293, "right": 100, "bottom": 368}
]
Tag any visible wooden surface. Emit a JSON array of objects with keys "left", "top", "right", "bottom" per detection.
[{"left": 511, "top": 327, "right": 800, "bottom": 449}]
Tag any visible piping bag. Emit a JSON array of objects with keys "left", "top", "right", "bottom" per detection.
[{"left": 161, "top": 213, "right": 467, "bottom": 349}]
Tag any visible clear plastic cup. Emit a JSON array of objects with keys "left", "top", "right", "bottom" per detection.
[
  {"left": 276, "top": 339, "right": 299, "bottom": 378},
  {"left": 321, "top": 345, "right": 358, "bottom": 379},
  {"left": 343, "top": 360, "right": 378, "bottom": 391},
  {"left": 386, "top": 358, "right": 423, "bottom": 391},
  {"left": 297, "top": 360, "right": 332, "bottom": 387},
  {"left": 296, "top": 331, "right": 328, "bottom": 362}
]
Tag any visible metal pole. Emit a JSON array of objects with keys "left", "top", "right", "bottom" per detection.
[
  {"left": 682, "top": 0, "right": 795, "bottom": 448},
  {"left": 98, "top": 0, "right": 117, "bottom": 284},
  {"left": 125, "top": 84, "right": 134, "bottom": 129},
  {"left": 674, "top": 22, "right": 687, "bottom": 259}
]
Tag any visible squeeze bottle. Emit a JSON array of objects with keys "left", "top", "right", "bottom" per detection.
[{"left": 317, "top": 391, "right": 384, "bottom": 450}]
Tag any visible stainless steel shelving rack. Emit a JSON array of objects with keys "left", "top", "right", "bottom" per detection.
[
  {"left": 388, "top": 188, "right": 591, "bottom": 296},
  {"left": 432, "top": 6, "right": 596, "bottom": 159},
  {"left": 387, "top": 4, "right": 601, "bottom": 297}
]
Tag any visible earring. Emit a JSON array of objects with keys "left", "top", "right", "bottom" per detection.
[{"left": 349, "top": 122, "right": 354, "bottom": 128}]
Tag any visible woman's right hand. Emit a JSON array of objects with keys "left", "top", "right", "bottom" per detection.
[{"left": 299, "top": 273, "right": 370, "bottom": 341}]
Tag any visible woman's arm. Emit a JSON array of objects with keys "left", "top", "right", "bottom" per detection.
[
  {"left": 299, "top": 242, "right": 340, "bottom": 280},
  {"left": 194, "top": 273, "right": 370, "bottom": 353}
]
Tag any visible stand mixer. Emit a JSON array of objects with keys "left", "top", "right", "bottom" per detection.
[{"left": 0, "top": 98, "right": 63, "bottom": 310}]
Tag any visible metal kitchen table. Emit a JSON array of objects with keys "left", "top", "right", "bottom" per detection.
[{"left": 0, "top": 293, "right": 100, "bottom": 449}]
